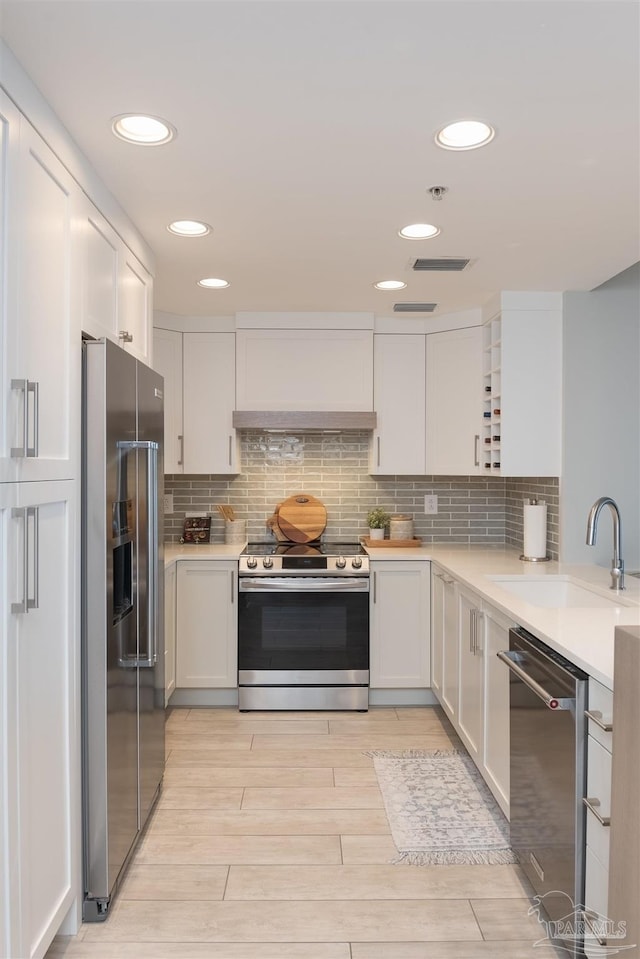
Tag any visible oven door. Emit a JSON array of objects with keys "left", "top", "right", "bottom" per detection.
[{"left": 238, "top": 576, "right": 369, "bottom": 679}]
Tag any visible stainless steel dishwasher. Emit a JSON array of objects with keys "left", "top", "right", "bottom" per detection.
[{"left": 498, "top": 627, "right": 588, "bottom": 954}]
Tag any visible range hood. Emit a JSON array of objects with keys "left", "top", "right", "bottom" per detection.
[{"left": 232, "top": 410, "right": 377, "bottom": 432}]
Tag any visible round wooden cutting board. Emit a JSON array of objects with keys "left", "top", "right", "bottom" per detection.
[{"left": 276, "top": 494, "right": 327, "bottom": 543}]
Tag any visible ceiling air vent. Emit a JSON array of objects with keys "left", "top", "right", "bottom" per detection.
[
  {"left": 412, "top": 257, "right": 470, "bottom": 272},
  {"left": 393, "top": 303, "right": 437, "bottom": 313}
]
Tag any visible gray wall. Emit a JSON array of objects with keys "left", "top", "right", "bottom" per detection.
[{"left": 561, "top": 263, "right": 640, "bottom": 568}]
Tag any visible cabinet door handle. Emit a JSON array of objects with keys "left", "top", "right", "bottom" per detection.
[
  {"left": 469, "top": 609, "right": 476, "bottom": 653},
  {"left": 376, "top": 436, "right": 381, "bottom": 468},
  {"left": 583, "top": 797, "right": 611, "bottom": 827},
  {"left": 118, "top": 330, "right": 133, "bottom": 343},
  {"left": 373, "top": 571, "right": 377, "bottom": 603},
  {"left": 475, "top": 610, "right": 483, "bottom": 653},
  {"left": 11, "top": 379, "right": 39, "bottom": 458},
  {"left": 228, "top": 435, "right": 233, "bottom": 467},
  {"left": 474, "top": 434, "right": 480, "bottom": 467},
  {"left": 584, "top": 709, "right": 613, "bottom": 733},
  {"left": 177, "top": 434, "right": 184, "bottom": 466},
  {"left": 11, "top": 506, "right": 39, "bottom": 613}
]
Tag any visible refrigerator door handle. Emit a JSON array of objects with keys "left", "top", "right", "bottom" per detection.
[{"left": 117, "top": 440, "right": 159, "bottom": 667}]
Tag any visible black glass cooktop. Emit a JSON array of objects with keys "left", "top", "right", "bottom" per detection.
[{"left": 243, "top": 541, "right": 365, "bottom": 557}]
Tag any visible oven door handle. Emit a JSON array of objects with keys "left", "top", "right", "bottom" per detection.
[
  {"left": 496, "top": 650, "right": 574, "bottom": 710},
  {"left": 239, "top": 579, "right": 369, "bottom": 591}
]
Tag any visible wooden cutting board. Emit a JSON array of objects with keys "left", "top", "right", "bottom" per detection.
[{"left": 276, "top": 494, "right": 327, "bottom": 543}]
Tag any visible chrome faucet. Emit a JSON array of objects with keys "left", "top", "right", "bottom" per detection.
[{"left": 586, "top": 496, "right": 625, "bottom": 590}]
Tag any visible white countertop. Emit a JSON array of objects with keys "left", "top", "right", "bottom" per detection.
[
  {"left": 163, "top": 539, "right": 640, "bottom": 689},
  {"left": 364, "top": 543, "right": 640, "bottom": 689},
  {"left": 164, "top": 543, "right": 246, "bottom": 567}
]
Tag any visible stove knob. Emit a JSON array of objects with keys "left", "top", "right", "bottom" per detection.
[
  {"left": 262, "top": 556, "right": 274, "bottom": 569},
  {"left": 246, "top": 556, "right": 258, "bottom": 569},
  {"left": 351, "top": 556, "right": 363, "bottom": 569},
  {"left": 335, "top": 556, "right": 347, "bottom": 569}
]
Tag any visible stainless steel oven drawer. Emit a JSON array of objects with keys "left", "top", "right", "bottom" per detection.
[{"left": 238, "top": 685, "right": 369, "bottom": 711}]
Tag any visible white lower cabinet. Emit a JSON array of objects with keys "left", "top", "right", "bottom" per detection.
[
  {"left": 370, "top": 561, "right": 430, "bottom": 688},
  {"left": 0, "top": 480, "right": 78, "bottom": 959},
  {"left": 457, "top": 585, "right": 484, "bottom": 765},
  {"left": 164, "top": 563, "right": 177, "bottom": 704},
  {"left": 176, "top": 561, "right": 237, "bottom": 688},
  {"left": 584, "top": 679, "right": 613, "bottom": 957},
  {"left": 482, "top": 603, "right": 511, "bottom": 812},
  {"left": 430, "top": 566, "right": 511, "bottom": 817}
]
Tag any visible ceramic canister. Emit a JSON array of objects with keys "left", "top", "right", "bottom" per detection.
[{"left": 389, "top": 514, "right": 413, "bottom": 540}]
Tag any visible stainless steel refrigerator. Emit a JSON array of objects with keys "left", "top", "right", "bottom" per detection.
[{"left": 81, "top": 338, "right": 165, "bottom": 921}]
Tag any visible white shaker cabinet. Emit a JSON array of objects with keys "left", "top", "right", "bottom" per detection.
[
  {"left": 370, "top": 561, "right": 430, "bottom": 688},
  {"left": 153, "top": 330, "right": 239, "bottom": 475},
  {"left": 0, "top": 480, "right": 78, "bottom": 959},
  {"left": 164, "top": 563, "right": 177, "bottom": 705},
  {"left": 153, "top": 329, "right": 184, "bottom": 473},
  {"left": 236, "top": 328, "right": 373, "bottom": 412},
  {"left": 370, "top": 334, "right": 426, "bottom": 475},
  {"left": 183, "top": 333, "right": 239, "bottom": 474},
  {"left": 79, "top": 199, "right": 154, "bottom": 367},
  {"left": 176, "top": 561, "right": 238, "bottom": 688},
  {"left": 425, "top": 326, "right": 483, "bottom": 475},
  {"left": 430, "top": 566, "right": 510, "bottom": 816},
  {"left": 481, "top": 602, "right": 511, "bottom": 814},
  {"left": 2, "top": 102, "right": 79, "bottom": 484},
  {"left": 457, "top": 584, "right": 484, "bottom": 764}
]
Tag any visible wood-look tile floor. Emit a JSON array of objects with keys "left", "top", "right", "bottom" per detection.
[{"left": 47, "top": 706, "right": 561, "bottom": 959}]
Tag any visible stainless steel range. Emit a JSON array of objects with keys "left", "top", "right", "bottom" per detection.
[{"left": 238, "top": 542, "right": 370, "bottom": 711}]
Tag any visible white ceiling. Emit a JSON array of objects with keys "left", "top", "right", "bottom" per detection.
[{"left": 1, "top": 0, "right": 638, "bottom": 319}]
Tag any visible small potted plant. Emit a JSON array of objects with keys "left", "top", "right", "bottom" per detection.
[{"left": 367, "top": 507, "right": 390, "bottom": 541}]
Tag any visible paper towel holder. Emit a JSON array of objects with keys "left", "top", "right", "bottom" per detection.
[{"left": 520, "top": 497, "right": 550, "bottom": 562}]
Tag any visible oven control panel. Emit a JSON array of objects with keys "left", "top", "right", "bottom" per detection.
[{"left": 239, "top": 554, "right": 370, "bottom": 576}]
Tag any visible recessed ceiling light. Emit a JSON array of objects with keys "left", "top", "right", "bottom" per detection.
[
  {"left": 435, "top": 120, "right": 495, "bottom": 151},
  {"left": 168, "top": 220, "right": 212, "bottom": 237},
  {"left": 111, "top": 114, "right": 176, "bottom": 145},
  {"left": 398, "top": 223, "right": 441, "bottom": 240},
  {"left": 374, "top": 280, "right": 407, "bottom": 291},
  {"left": 198, "top": 277, "right": 230, "bottom": 289}
]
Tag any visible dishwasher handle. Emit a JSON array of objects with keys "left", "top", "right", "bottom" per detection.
[{"left": 496, "top": 650, "right": 575, "bottom": 710}]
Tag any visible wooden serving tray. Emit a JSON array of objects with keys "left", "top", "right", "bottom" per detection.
[{"left": 362, "top": 537, "right": 422, "bottom": 548}]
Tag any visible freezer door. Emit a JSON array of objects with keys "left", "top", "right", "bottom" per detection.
[
  {"left": 83, "top": 340, "right": 139, "bottom": 902},
  {"left": 136, "top": 360, "right": 165, "bottom": 827}
]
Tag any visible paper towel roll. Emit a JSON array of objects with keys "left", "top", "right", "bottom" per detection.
[{"left": 522, "top": 501, "right": 547, "bottom": 560}]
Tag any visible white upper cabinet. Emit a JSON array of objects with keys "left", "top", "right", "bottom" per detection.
[
  {"left": 153, "top": 329, "right": 239, "bottom": 475},
  {"left": 80, "top": 200, "right": 119, "bottom": 343},
  {"left": 236, "top": 328, "right": 373, "bottom": 411},
  {"left": 1, "top": 103, "right": 79, "bottom": 484},
  {"left": 153, "top": 328, "right": 184, "bottom": 473},
  {"left": 481, "top": 293, "right": 562, "bottom": 476},
  {"left": 118, "top": 251, "right": 152, "bottom": 365},
  {"left": 182, "top": 332, "right": 238, "bottom": 474},
  {"left": 425, "top": 326, "right": 483, "bottom": 475},
  {"left": 371, "top": 334, "right": 426, "bottom": 475},
  {"left": 79, "top": 196, "right": 153, "bottom": 367}
]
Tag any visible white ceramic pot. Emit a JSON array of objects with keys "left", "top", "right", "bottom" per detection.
[{"left": 368, "top": 527, "right": 385, "bottom": 540}]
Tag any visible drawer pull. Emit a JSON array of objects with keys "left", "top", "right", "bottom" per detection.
[
  {"left": 584, "top": 709, "right": 613, "bottom": 733},
  {"left": 583, "top": 796, "right": 611, "bottom": 827}
]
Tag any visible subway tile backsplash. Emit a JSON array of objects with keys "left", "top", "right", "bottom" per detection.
[{"left": 164, "top": 431, "right": 559, "bottom": 559}]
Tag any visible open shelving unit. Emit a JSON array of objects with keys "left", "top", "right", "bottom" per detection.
[{"left": 482, "top": 314, "right": 502, "bottom": 474}]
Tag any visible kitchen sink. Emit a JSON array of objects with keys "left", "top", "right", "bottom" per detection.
[{"left": 486, "top": 575, "right": 635, "bottom": 608}]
